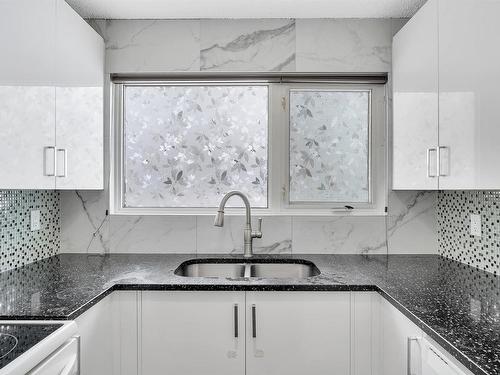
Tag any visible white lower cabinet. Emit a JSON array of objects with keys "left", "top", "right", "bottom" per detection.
[
  {"left": 74, "top": 294, "right": 114, "bottom": 375},
  {"left": 140, "top": 291, "right": 245, "bottom": 375},
  {"left": 74, "top": 290, "right": 473, "bottom": 375},
  {"left": 75, "top": 291, "right": 138, "bottom": 375},
  {"left": 140, "top": 291, "right": 350, "bottom": 375},
  {"left": 245, "top": 291, "right": 350, "bottom": 375},
  {"left": 351, "top": 292, "right": 381, "bottom": 375},
  {"left": 380, "top": 297, "right": 424, "bottom": 375},
  {"left": 112, "top": 291, "right": 139, "bottom": 375},
  {"left": 379, "top": 297, "right": 474, "bottom": 375}
]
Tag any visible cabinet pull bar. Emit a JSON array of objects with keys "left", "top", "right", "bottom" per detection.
[
  {"left": 56, "top": 148, "right": 67, "bottom": 177},
  {"left": 234, "top": 304, "right": 238, "bottom": 338},
  {"left": 438, "top": 146, "right": 449, "bottom": 177},
  {"left": 252, "top": 304, "right": 257, "bottom": 338},
  {"left": 407, "top": 336, "right": 421, "bottom": 375},
  {"left": 427, "top": 148, "right": 437, "bottom": 178},
  {"left": 43, "top": 146, "right": 56, "bottom": 176}
]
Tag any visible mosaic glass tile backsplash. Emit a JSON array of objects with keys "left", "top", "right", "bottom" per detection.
[
  {"left": 0, "top": 190, "right": 60, "bottom": 272},
  {"left": 438, "top": 191, "right": 500, "bottom": 275}
]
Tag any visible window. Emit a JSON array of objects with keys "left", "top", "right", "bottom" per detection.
[
  {"left": 289, "top": 89, "right": 370, "bottom": 204},
  {"left": 112, "top": 76, "right": 386, "bottom": 215},
  {"left": 123, "top": 84, "right": 268, "bottom": 208}
]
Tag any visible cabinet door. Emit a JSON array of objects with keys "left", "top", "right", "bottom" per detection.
[
  {"left": 438, "top": 0, "right": 500, "bottom": 189},
  {"left": 55, "top": 0, "right": 104, "bottom": 189},
  {"left": 380, "top": 298, "right": 423, "bottom": 375},
  {"left": 0, "top": 0, "right": 56, "bottom": 189},
  {"left": 392, "top": 0, "right": 439, "bottom": 190},
  {"left": 141, "top": 291, "right": 245, "bottom": 375},
  {"left": 111, "top": 291, "right": 139, "bottom": 375},
  {"left": 75, "top": 291, "right": 138, "bottom": 375},
  {"left": 352, "top": 292, "right": 381, "bottom": 375},
  {"left": 246, "top": 291, "right": 350, "bottom": 375},
  {"left": 75, "top": 294, "right": 115, "bottom": 375}
]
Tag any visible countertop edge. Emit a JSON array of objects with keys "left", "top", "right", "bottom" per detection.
[
  {"left": 0, "top": 282, "right": 489, "bottom": 375},
  {"left": 0, "top": 253, "right": 497, "bottom": 375},
  {"left": 377, "top": 288, "right": 489, "bottom": 375}
]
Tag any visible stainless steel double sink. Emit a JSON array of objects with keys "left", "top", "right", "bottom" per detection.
[{"left": 174, "top": 259, "right": 320, "bottom": 279}]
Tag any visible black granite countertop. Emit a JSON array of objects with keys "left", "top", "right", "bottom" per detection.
[
  {"left": 0, "top": 253, "right": 498, "bottom": 375},
  {"left": 0, "top": 323, "right": 63, "bottom": 370}
]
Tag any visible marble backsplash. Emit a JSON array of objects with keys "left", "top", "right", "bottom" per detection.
[
  {"left": 60, "top": 190, "right": 436, "bottom": 255},
  {"left": 89, "top": 18, "right": 406, "bottom": 73},
  {"left": 55, "top": 18, "right": 438, "bottom": 256},
  {"left": 0, "top": 190, "right": 60, "bottom": 272}
]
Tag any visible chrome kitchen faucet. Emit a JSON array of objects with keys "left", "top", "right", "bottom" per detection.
[{"left": 214, "top": 191, "right": 262, "bottom": 258}]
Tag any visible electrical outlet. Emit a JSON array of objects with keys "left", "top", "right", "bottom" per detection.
[
  {"left": 470, "top": 214, "right": 481, "bottom": 237},
  {"left": 30, "top": 210, "right": 41, "bottom": 231}
]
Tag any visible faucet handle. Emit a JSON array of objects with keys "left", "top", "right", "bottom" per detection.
[{"left": 252, "top": 217, "right": 263, "bottom": 238}]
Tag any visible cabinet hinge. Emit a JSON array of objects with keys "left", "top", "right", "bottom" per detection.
[{"left": 281, "top": 96, "right": 286, "bottom": 111}]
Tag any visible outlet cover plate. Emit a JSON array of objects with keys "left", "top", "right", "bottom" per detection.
[
  {"left": 470, "top": 214, "right": 481, "bottom": 237},
  {"left": 30, "top": 210, "right": 41, "bottom": 231}
]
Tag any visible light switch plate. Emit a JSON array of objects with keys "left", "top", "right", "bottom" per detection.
[
  {"left": 30, "top": 210, "right": 41, "bottom": 231},
  {"left": 470, "top": 214, "right": 481, "bottom": 236}
]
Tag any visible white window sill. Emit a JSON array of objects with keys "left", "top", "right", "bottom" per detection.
[{"left": 110, "top": 208, "right": 387, "bottom": 217}]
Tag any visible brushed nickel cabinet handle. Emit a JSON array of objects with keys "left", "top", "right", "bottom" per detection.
[
  {"left": 427, "top": 148, "right": 437, "bottom": 178},
  {"left": 43, "top": 146, "right": 56, "bottom": 176},
  {"left": 252, "top": 304, "right": 257, "bottom": 338},
  {"left": 407, "top": 336, "right": 421, "bottom": 375},
  {"left": 234, "top": 304, "right": 239, "bottom": 338},
  {"left": 56, "top": 148, "right": 67, "bottom": 177},
  {"left": 438, "top": 146, "right": 450, "bottom": 177}
]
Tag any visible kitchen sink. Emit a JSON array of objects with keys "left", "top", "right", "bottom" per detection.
[
  {"left": 250, "top": 263, "right": 319, "bottom": 278},
  {"left": 175, "top": 262, "right": 247, "bottom": 278},
  {"left": 174, "top": 259, "right": 320, "bottom": 279}
]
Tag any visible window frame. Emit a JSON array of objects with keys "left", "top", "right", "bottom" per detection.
[
  {"left": 116, "top": 81, "right": 271, "bottom": 210},
  {"left": 285, "top": 84, "right": 373, "bottom": 209},
  {"left": 110, "top": 77, "right": 387, "bottom": 216}
]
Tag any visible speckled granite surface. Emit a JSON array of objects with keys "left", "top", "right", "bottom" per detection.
[
  {"left": 0, "top": 323, "right": 63, "bottom": 370},
  {"left": 0, "top": 253, "right": 498, "bottom": 375}
]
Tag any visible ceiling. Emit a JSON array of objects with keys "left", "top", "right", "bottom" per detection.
[{"left": 66, "top": 0, "right": 427, "bottom": 19}]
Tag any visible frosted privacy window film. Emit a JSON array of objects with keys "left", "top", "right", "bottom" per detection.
[
  {"left": 289, "top": 90, "right": 370, "bottom": 203},
  {"left": 124, "top": 85, "right": 268, "bottom": 208}
]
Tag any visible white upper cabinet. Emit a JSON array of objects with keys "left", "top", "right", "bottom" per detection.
[
  {"left": 438, "top": 0, "right": 500, "bottom": 189},
  {"left": 392, "top": 0, "right": 439, "bottom": 190},
  {"left": 392, "top": 0, "right": 500, "bottom": 190},
  {"left": 0, "top": 0, "right": 104, "bottom": 190},
  {"left": 55, "top": 0, "right": 104, "bottom": 189},
  {"left": 0, "top": 0, "right": 56, "bottom": 189}
]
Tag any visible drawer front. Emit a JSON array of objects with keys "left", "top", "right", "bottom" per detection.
[{"left": 28, "top": 337, "right": 79, "bottom": 375}]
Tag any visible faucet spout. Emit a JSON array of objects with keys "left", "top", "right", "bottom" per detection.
[{"left": 213, "top": 191, "right": 262, "bottom": 258}]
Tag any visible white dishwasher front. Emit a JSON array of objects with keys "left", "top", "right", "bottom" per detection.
[
  {"left": 421, "top": 338, "right": 468, "bottom": 375},
  {"left": 27, "top": 337, "right": 79, "bottom": 375}
]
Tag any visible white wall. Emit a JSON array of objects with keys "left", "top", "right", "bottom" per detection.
[{"left": 60, "top": 18, "right": 437, "bottom": 255}]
